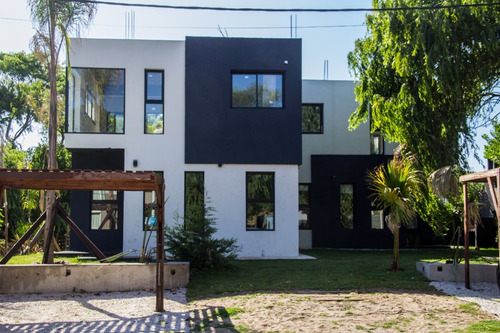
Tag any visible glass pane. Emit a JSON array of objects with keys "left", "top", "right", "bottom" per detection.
[
  {"left": 302, "top": 104, "right": 322, "bottom": 133},
  {"left": 146, "top": 72, "right": 163, "bottom": 101},
  {"left": 258, "top": 74, "right": 282, "bottom": 108},
  {"left": 246, "top": 202, "right": 274, "bottom": 230},
  {"left": 92, "top": 190, "right": 117, "bottom": 200},
  {"left": 184, "top": 172, "right": 204, "bottom": 220},
  {"left": 340, "top": 184, "right": 354, "bottom": 229},
  {"left": 145, "top": 104, "right": 164, "bottom": 134},
  {"left": 299, "top": 184, "right": 310, "bottom": 230},
  {"left": 91, "top": 190, "right": 119, "bottom": 230},
  {"left": 371, "top": 132, "right": 382, "bottom": 155},
  {"left": 371, "top": 210, "right": 384, "bottom": 229},
  {"left": 144, "top": 190, "right": 157, "bottom": 230},
  {"left": 232, "top": 74, "right": 256, "bottom": 107},
  {"left": 68, "top": 68, "right": 125, "bottom": 133},
  {"left": 247, "top": 173, "right": 273, "bottom": 200}
]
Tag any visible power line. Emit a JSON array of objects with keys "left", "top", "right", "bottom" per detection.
[
  {"left": 63, "top": 0, "right": 500, "bottom": 12},
  {"left": 91, "top": 23, "right": 365, "bottom": 30}
]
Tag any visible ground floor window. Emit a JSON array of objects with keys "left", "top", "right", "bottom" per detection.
[
  {"left": 143, "top": 172, "right": 164, "bottom": 230},
  {"left": 299, "top": 183, "right": 311, "bottom": 229},
  {"left": 340, "top": 184, "right": 354, "bottom": 229},
  {"left": 184, "top": 172, "right": 204, "bottom": 220},
  {"left": 371, "top": 210, "right": 384, "bottom": 229},
  {"left": 91, "top": 190, "right": 119, "bottom": 230},
  {"left": 246, "top": 172, "right": 275, "bottom": 230}
]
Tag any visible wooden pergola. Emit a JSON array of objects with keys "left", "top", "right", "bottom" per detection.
[
  {"left": 460, "top": 168, "right": 500, "bottom": 289},
  {"left": 0, "top": 169, "right": 166, "bottom": 312}
]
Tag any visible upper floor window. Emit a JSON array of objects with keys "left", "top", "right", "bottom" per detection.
[
  {"left": 302, "top": 104, "right": 323, "bottom": 134},
  {"left": 246, "top": 172, "right": 275, "bottom": 231},
  {"left": 145, "top": 70, "right": 164, "bottom": 134},
  {"left": 232, "top": 73, "right": 283, "bottom": 108},
  {"left": 370, "top": 131, "right": 384, "bottom": 155},
  {"left": 67, "top": 68, "right": 125, "bottom": 134}
]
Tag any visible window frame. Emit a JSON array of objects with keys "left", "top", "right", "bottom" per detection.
[
  {"left": 66, "top": 67, "right": 126, "bottom": 134},
  {"left": 339, "top": 183, "right": 354, "bottom": 230},
  {"left": 370, "top": 130, "right": 384, "bottom": 155},
  {"left": 184, "top": 171, "right": 205, "bottom": 221},
  {"left": 231, "top": 72, "right": 284, "bottom": 109},
  {"left": 299, "top": 183, "right": 311, "bottom": 230},
  {"left": 246, "top": 172, "right": 275, "bottom": 231},
  {"left": 143, "top": 171, "right": 164, "bottom": 231},
  {"left": 371, "top": 209, "right": 384, "bottom": 229},
  {"left": 301, "top": 103, "right": 324, "bottom": 134},
  {"left": 144, "top": 69, "right": 165, "bottom": 134},
  {"left": 90, "top": 190, "right": 120, "bottom": 230}
]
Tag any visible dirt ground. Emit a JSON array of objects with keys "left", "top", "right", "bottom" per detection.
[
  {"left": 0, "top": 288, "right": 497, "bottom": 332},
  {"left": 187, "top": 289, "right": 497, "bottom": 332}
]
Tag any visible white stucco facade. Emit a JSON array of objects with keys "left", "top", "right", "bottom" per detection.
[{"left": 65, "top": 38, "right": 299, "bottom": 258}]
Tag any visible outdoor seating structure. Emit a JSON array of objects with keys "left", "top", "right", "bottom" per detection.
[
  {"left": 0, "top": 169, "right": 167, "bottom": 312},
  {"left": 460, "top": 168, "right": 500, "bottom": 289}
]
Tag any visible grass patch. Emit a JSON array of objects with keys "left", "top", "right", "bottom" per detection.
[
  {"left": 459, "top": 303, "right": 481, "bottom": 315},
  {"left": 0, "top": 253, "right": 98, "bottom": 265},
  {"left": 460, "top": 320, "right": 500, "bottom": 333},
  {"left": 187, "top": 248, "right": 477, "bottom": 298}
]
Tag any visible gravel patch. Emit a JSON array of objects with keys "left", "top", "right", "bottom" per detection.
[
  {"left": 0, "top": 288, "right": 190, "bottom": 333},
  {"left": 431, "top": 281, "right": 500, "bottom": 317}
]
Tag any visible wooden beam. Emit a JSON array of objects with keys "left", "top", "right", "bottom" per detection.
[
  {"left": 460, "top": 168, "right": 500, "bottom": 183},
  {"left": 0, "top": 211, "right": 46, "bottom": 264},
  {"left": 56, "top": 205, "right": 106, "bottom": 260}
]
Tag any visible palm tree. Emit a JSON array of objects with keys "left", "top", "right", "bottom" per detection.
[
  {"left": 368, "top": 149, "right": 423, "bottom": 271},
  {"left": 28, "top": 0, "right": 97, "bottom": 263}
]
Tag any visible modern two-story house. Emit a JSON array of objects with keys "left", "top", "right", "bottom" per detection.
[{"left": 65, "top": 37, "right": 302, "bottom": 258}]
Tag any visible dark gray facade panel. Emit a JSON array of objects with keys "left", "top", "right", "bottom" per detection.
[
  {"left": 185, "top": 37, "right": 302, "bottom": 164},
  {"left": 310, "top": 154, "right": 435, "bottom": 249},
  {"left": 69, "top": 149, "right": 124, "bottom": 254}
]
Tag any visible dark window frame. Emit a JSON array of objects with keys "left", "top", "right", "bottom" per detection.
[
  {"left": 301, "top": 103, "right": 324, "bottom": 134},
  {"left": 144, "top": 69, "right": 165, "bottom": 134},
  {"left": 66, "top": 67, "right": 126, "bottom": 134},
  {"left": 231, "top": 72, "right": 284, "bottom": 109},
  {"left": 143, "top": 171, "right": 164, "bottom": 231},
  {"left": 90, "top": 190, "right": 120, "bottom": 230},
  {"left": 340, "top": 183, "right": 354, "bottom": 230},
  {"left": 246, "top": 172, "right": 275, "bottom": 231},
  {"left": 299, "top": 183, "right": 311, "bottom": 230},
  {"left": 184, "top": 171, "right": 205, "bottom": 221}
]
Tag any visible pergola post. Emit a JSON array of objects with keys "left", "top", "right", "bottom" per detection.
[
  {"left": 463, "top": 182, "right": 470, "bottom": 289},
  {"left": 155, "top": 180, "right": 165, "bottom": 312}
]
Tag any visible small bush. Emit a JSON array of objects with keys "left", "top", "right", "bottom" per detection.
[{"left": 164, "top": 195, "right": 239, "bottom": 271}]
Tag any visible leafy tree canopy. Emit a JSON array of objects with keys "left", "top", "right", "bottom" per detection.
[
  {"left": 348, "top": 0, "right": 500, "bottom": 173},
  {"left": 483, "top": 119, "right": 500, "bottom": 165},
  {"left": 0, "top": 52, "right": 48, "bottom": 147}
]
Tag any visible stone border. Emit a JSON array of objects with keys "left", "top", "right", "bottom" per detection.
[
  {"left": 417, "top": 261, "right": 497, "bottom": 283},
  {"left": 0, "top": 262, "right": 189, "bottom": 294}
]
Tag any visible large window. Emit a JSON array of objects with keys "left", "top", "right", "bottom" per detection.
[
  {"left": 371, "top": 210, "right": 384, "bottom": 229},
  {"left": 302, "top": 104, "right": 323, "bottom": 134},
  {"left": 67, "top": 68, "right": 125, "bottom": 133},
  {"left": 91, "top": 190, "right": 119, "bottom": 230},
  {"left": 246, "top": 172, "right": 274, "bottom": 230},
  {"left": 340, "top": 184, "right": 354, "bottom": 229},
  {"left": 145, "top": 70, "right": 164, "bottom": 134},
  {"left": 299, "top": 184, "right": 311, "bottom": 230},
  {"left": 232, "top": 74, "right": 283, "bottom": 108},
  {"left": 184, "top": 172, "right": 205, "bottom": 220}
]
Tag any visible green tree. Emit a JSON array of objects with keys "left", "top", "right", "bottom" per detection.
[
  {"left": 28, "top": 0, "right": 96, "bottom": 263},
  {"left": 165, "top": 195, "right": 240, "bottom": 272},
  {"left": 483, "top": 120, "right": 500, "bottom": 165},
  {"left": 368, "top": 149, "right": 423, "bottom": 271},
  {"left": 348, "top": 0, "right": 500, "bottom": 174}
]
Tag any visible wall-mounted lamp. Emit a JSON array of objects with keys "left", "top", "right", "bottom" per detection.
[
  {"left": 218, "top": 163, "right": 223, "bottom": 168},
  {"left": 133, "top": 159, "right": 138, "bottom": 167},
  {"left": 284, "top": 60, "right": 289, "bottom": 65}
]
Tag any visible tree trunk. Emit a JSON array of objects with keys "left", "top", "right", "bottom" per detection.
[
  {"left": 392, "top": 227, "right": 400, "bottom": 271},
  {"left": 1, "top": 141, "right": 7, "bottom": 256},
  {"left": 42, "top": 5, "right": 58, "bottom": 264}
]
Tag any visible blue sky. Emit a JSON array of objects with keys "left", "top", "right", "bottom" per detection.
[{"left": 0, "top": 0, "right": 491, "bottom": 171}]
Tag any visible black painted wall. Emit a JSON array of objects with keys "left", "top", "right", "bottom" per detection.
[
  {"left": 185, "top": 37, "right": 302, "bottom": 164},
  {"left": 70, "top": 149, "right": 124, "bottom": 254},
  {"left": 310, "top": 154, "right": 434, "bottom": 249}
]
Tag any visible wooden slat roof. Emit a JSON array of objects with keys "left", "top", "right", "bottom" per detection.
[
  {"left": 0, "top": 169, "right": 163, "bottom": 191},
  {"left": 459, "top": 168, "right": 500, "bottom": 183}
]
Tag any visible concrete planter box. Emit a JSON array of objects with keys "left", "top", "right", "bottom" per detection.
[
  {"left": 417, "top": 261, "right": 497, "bottom": 283},
  {"left": 0, "top": 262, "right": 189, "bottom": 294}
]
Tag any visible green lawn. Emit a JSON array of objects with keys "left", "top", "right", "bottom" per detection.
[
  {"left": 0, "top": 253, "right": 95, "bottom": 265},
  {"left": 187, "top": 248, "right": 499, "bottom": 299}
]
